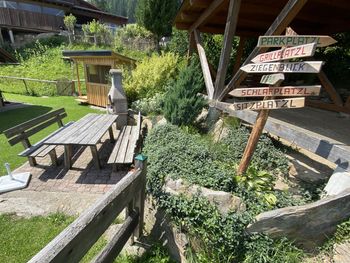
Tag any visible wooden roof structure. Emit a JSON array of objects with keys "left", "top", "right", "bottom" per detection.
[{"left": 175, "top": 0, "right": 350, "bottom": 37}]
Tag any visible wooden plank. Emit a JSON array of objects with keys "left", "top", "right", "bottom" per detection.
[
  {"left": 82, "top": 115, "right": 118, "bottom": 145},
  {"left": 211, "top": 100, "right": 350, "bottom": 171},
  {"left": 214, "top": 0, "right": 241, "bottom": 99},
  {"left": 260, "top": 73, "right": 285, "bottom": 85},
  {"left": 257, "top": 35, "right": 337, "bottom": 48},
  {"left": 90, "top": 145, "right": 101, "bottom": 170},
  {"left": 233, "top": 37, "right": 246, "bottom": 74},
  {"left": 28, "top": 169, "right": 144, "bottom": 263},
  {"left": 229, "top": 97, "right": 305, "bottom": 111},
  {"left": 306, "top": 100, "right": 350, "bottom": 114},
  {"left": 194, "top": 30, "right": 215, "bottom": 99},
  {"left": 189, "top": 0, "right": 225, "bottom": 32},
  {"left": 251, "top": 43, "right": 316, "bottom": 63},
  {"left": 78, "top": 115, "right": 110, "bottom": 145},
  {"left": 4, "top": 108, "right": 65, "bottom": 138},
  {"left": 116, "top": 126, "right": 132, "bottom": 163},
  {"left": 92, "top": 211, "right": 139, "bottom": 263},
  {"left": 108, "top": 127, "right": 127, "bottom": 164},
  {"left": 124, "top": 126, "right": 140, "bottom": 164},
  {"left": 317, "top": 70, "right": 343, "bottom": 107},
  {"left": 229, "top": 85, "right": 321, "bottom": 97},
  {"left": 29, "top": 145, "right": 56, "bottom": 158},
  {"left": 218, "top": 0, "right": 309, "bottom": 100},
  {"left": 64, "top": 145, "right": 73, "bottom": 170},
  {"left": 240, "top": 61, "right": 323, "bottom": 73}
]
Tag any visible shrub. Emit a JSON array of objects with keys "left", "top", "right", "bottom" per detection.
[
  {"left": 124, "top": 52, "right": 181, "bottom": 102},
  {"left": 163, "top": 60, "right": 206, "bottom": 126},
  {"left": 131, "top": 92, "right": 164, "bottom": 115}
]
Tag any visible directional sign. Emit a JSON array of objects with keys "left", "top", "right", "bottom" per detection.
[
  {"left": 251, "top": 43, "right": 316, "bottom": 63},
  {"left": 260, "top": 73, "right": 285, "bottom": 85},
  {"left": 258, "top": 35, "right": 337, "bottom": 47},
  {"left": 229, "top": 85, "right": 321, "bottom": 97},
  {"left": 229, "top": 97, "right": 305, "bottom": 111},
  {"left": 240, "top": 61, "right": 323, "bottom": 74}
]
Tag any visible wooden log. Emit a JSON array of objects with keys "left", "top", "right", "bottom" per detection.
[
  {"left": 317, "top": 70, "right": 343, "bottom": 107},
  {"left": 214, "top": 0, "right": 241, "bottom": 99},
  {"left": 218, "top": 0, "right": 309, "bottom": 100},
  {"left": 194, "top": 30, "right": 215, "bottom": 99},
  {"left": 28, "top": 169, "right": 144, "bottom": 263},
  {"left": 233, "top": 37, "right": 246, "bottom": 75}
]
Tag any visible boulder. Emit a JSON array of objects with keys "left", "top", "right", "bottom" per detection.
[
  {"left": 164, "top": 178, "right": 245, "bottom": 215},
  {"left": 333, "top": 242, "right": 350, "bottom": 263},
  {"left": 246, "top": 189, "right": 350, "bottom": 250},
  {"left": 324, "top": 166, "right": 350, "bottom": 196},
  {"left": 209, "top": 119, "right": 229, "bottom": 142}
]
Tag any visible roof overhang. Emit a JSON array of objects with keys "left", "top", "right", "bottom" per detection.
[{"left": 62, "top": 50, "right": 137, "bottom": 65}]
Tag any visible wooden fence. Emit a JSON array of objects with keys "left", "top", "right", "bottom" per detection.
[{"left": 28, "top": 156, "right": 147, "bottom": 263}]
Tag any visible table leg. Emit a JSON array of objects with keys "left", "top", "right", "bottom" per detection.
[
  {"left": 108, "top": 126, "right": 115, "bottom": 143},
  {"left": 90, "top": 145, "right": 101, "bottom": 170},
  {"left": 64, "top": 145, "right": 72, "bottom": 170}
]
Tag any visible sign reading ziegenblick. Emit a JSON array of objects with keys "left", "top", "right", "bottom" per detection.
[
  {"left": 240, "top": 61, "right": 323, "bottom": 73},
  {"left": 258, "top": 35, "right": 337, "bottom": 47},
  {"left": 251, "top": 43, "right": 316, "bottom": 63},
  {"left": 230, "top": 97, "right": 305, "bottom": 111},
  {"left": 229, "top": 85, "right": 321, "bottom": 97}
]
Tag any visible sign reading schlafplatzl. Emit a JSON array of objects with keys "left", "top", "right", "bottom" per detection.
[
  {"left": 258, "top": 35, "right": 337, "bottom": 47},
  {"left": 230, "top": 97, "right": 305, "bottom": 111},
  {"left": 229, "top": 85, "right": 321, "bottom": 97},
  {"left": 240, "top": 61, "right": 323, "bottom": 73},
  {"left": 251, "top": 43, "right": 316, "bottom": 63}
]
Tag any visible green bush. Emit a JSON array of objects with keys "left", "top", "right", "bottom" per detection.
[
  {"left": 124, "top": 52, "right": 181, "bottom": 102},
  {"left": 131, "top": 92, "right": 164, "bottom": 115},
  {"left": 163, "top": 60, "right": 206, "bottom": 126}
]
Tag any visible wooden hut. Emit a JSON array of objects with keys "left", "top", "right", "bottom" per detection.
[{"left": 62, "top": 50, "right": 136, "bottom": 107}]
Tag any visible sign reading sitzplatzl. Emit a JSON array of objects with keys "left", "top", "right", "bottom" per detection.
[
  {"left": 258, "top": 35, "right": 337, "bottom": 47},
  {"left": 229, "top": 85, "right": 321, "bottom": 97},
  {"left": 230, "top": 97, "right": 305, "bottom": 111},
  {"left": 240, "top": 61, "right": 323, "bottom": 74},
  {"left": 251, "top": 43, "right": 316, "bottom": 63}
]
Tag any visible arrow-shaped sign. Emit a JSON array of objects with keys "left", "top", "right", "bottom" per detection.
[
  {"left": 258, "top": 35, "right": 337, "bottom": 47},
  {"left": 230, "top": 97, "right": 305, "bottom": 111},
  {"left": 240, "top": 61, "right": 323, "bottom": 73},
  {"left": 229, "top": 85, "right": 321, "bottom": 97},
  {"left": 260, "top": 73, "right": 285, "bottom": 85},
  {"left": 251, "top": 43, "right": 316, "bottom": 63}
]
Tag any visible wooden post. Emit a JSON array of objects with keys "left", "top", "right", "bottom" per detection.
[
  {"left": 233, "top": 37, "right": 246, "bottom": 75},
  {"left": 237, "top": 80, "right": 283, "bottom": 175},
  {"left": 214, "top": 0, "right": 241, "bottom": 99},
  {"left": 75, "top": 61, "right": 82, "bottom": 97},
  {"left": 187, "top": 31, "right": 196, "bottom": 57},
  {"left": 21, "top": 138, "right": 37, "bottom": 166}
]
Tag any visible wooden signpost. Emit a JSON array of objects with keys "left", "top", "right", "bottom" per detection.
[
  {"left": 260, "top": 74, "right": 284, "bottom": 85},
  {"left": 230, "top": 97, "right": 305, "bottom": 111},
  {"left": 229, "top": 85, "right": 321, "bottom": 97},
  {"left": 240, "top": 61, "right": 323, "bottom": 73},
  {"left": 251, "top": 43, "right": 316, "bottom": 63},
  {"left": 257, "top": 35, "right": 337, "bottom": 47}
]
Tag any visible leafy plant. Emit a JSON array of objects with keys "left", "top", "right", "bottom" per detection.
[
  {"left": 163, "top": 60, "right": 206, "bottom": 126},
  {"left": 236, "top": 166, "right": 275, "bottom": 193},
  {"left": 131, "top": 92, "right": 164, "bottom": 115},
  {"left": 63, "top": 14, "right": 77, "bottom": 44}
]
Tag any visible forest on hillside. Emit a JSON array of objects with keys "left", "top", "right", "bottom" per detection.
[{"left": 87, "top": 0, "right": 138, "bottom": 22}]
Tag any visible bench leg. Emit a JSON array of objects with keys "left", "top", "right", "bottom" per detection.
[
  {"left": 64, "top": 145, "right": 73, "bottom": 170},
  {"left": 28, "top": 156, "right": 37, "bottom": 167},
  {"left": 108, "top": 126, "right": 115, "bottom": 143},
  {"left": 90, "top": 145, "right": 101, "bottom": 170},
  {"left": 48, "top": 149, "right": 58, "bottom": 166}
]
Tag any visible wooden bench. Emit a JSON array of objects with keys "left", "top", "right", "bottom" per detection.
[
  {"left": 3, "top": 108, "right": 73, "bottom": 167},
  {"left": 108, "top": 112, "right": 142, "bottom": 168}
]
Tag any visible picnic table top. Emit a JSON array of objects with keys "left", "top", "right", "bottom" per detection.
[{"left": 44, "top": 113, "right": 118, "bottom": 146}]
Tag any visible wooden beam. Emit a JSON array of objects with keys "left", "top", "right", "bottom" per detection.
[
  {"left": 75, "top": 61, "right": 82, "bottom": 97},
  {"left": 189, "top": 0, "right": 226, "bottom": 32},
  {"left": 194, "top": 30, "right": 215, "bottom": 99},
  {"left": 214, "top": 0, "right": 241, "bottom": 99},
  {"left": 346, "top": 97, "right": 350, "bottom": 108},
  {"left": 188, "top": 31, "right": 196, "bottom": 57},
  {"left": 306, "top": 100, "right": 350, "bottom": 114},
  {"left": 233, "top": 37, "right": 246, "bottom": 75},
  {"left": 317, "top": 70, "right": 343, "bottom": 107},
  {"left": 218, "top": 0, "right": 309, "bottom": 101}
]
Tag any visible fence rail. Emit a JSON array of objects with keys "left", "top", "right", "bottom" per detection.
[{"left": 28, "top": 156, "right": 147, "bottom": 263}]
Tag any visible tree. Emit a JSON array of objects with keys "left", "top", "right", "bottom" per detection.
[
  {"left": 63, "top": 14, "right": 77, "bottom": 44},
  {"left": 136, "top": 0, "right": 179, "bottom": 53}
]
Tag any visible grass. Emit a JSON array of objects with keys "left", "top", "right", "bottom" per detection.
[{"left": 0, "top": 93, "right": 101, "bottom": 175}]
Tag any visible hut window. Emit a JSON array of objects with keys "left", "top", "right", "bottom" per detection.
[{"left": 86, "top": 64, "right": 111, "bottom": 84}]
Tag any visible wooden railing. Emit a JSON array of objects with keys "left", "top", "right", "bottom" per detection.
[{"left": 28, "top": 155, "right": 147, "bottom": 263}]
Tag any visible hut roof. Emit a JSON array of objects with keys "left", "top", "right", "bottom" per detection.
[{"left": 62, "top": 50, "right": 136, "bottom": 65}]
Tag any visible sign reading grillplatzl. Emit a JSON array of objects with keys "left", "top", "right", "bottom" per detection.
[
  {"left": 240, "top": 61, "right": 323, "bottom": 73},
  {"left": 230, "top": 97, "right": 305, "bottom": 111},
  {"left": 251, "top": 43, "right": 316, "bottom": 63},
  {"left": 229, "top": 85, "right": 321, "bottom": 97},
  {"left": 260, "top": 73, "right": 284, "bottom": 85},
  {"left": 258, "top": 35, "right": 337, "bottom": 47}
]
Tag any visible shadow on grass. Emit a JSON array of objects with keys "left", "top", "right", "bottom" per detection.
[{"left": 0, "top": 105, "right": 52, "bottom": 133}]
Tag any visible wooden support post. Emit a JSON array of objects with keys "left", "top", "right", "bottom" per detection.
[
  {"left": 21, "top": 138, "right": 36, "bottom": 166},
  {"left": 237, "top": 80, "right": 283, "bottom": 175},
  {"left": 346, "top": 97, "right": 350, "bottom": 108},
  {"left": 48, "top": 150, "right": 58, "bottom": 166},
  {"left": 317, "top": 70, "right": 343, "bottom": 106},
  {"left": 64, "top": 145, "right": 72, "bottom": 170},
  {"left": 90, "top": 145, "right": 101, "bottom": 170},
  {"left": 108, "top": 127, "right": 115, "bottom": 143},
  {"left": 194, "top": 30, "right": 215, "bottom": 99},
  {"left": 233, "top": 37, "right": 246, "bottom": 75},
  {"left": 187, "top": 31, "right": 196, "bottom": 57},
  {"left": 75, "top": 61, "right": 82, "bottom": 97},
  {"left": 218, "top": 0, "right": 309, "bottom": 100},
  {"left": 214, "top": 0, "right": 241, "bottom": 99}
]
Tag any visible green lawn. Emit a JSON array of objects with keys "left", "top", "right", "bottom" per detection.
[{"left": 0, "top": 93, "right": 101, "bottom": 175}]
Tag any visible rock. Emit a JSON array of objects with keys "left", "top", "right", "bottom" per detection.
[
  {"left": 196, "top": 108, "right": 208, "bottom": 123},
  {"left": 209, "top": 119, "right": 229, "bottom": 142},
  {"left": 246, "top": 189, "right": 350, "bottom": 250},
  {"left": 164, "top": 178, "right": 245, "bottom": 215},
  {"left": 273, "top": 176, "right": 290, "bottom": 191},
  {"left": 142, "top": 118, "right": 153, "bottom": 131},
  {"left": 324, "top": 166, "right": 350, "bottom": 196},
  {"left": 333, "top": 242, "right": 350, "bottom": 263}
]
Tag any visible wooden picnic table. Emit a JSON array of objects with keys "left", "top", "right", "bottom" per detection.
[{"left": 44, "top": 113, "right": 118, "bottom": 170}]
